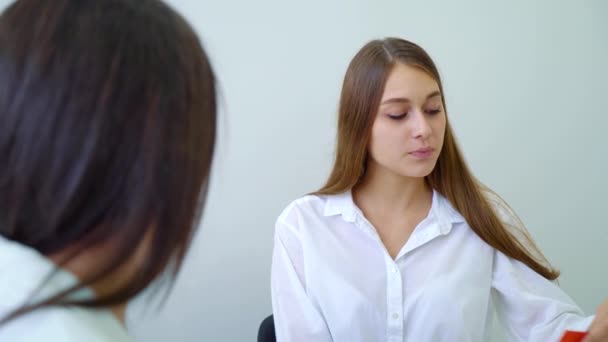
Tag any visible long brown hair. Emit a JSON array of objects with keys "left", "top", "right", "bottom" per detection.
[
  {"left": 0, "top": 0, "right": 216, "bottom": 322},
  {"left": 316, "top": 37, "right": 559, "bottom": 280}
]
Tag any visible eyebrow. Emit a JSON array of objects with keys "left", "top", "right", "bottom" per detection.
[{"left": 380, "top": 90, "right": 442, "bottom": 105}]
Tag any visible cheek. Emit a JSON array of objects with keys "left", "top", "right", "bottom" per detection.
[
  {"left": 369, "top": 120, "right": 401, "bottom": 159},
  {"left": 433, "top": 115, "right": 447, "bottom": 142}
]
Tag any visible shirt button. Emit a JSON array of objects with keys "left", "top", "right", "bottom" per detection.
[
  {"left": 392, "top": 267, "right": 398, "bottom": 273},
  {"left": 392, "top": 313, "right": 399, "bottom": 320}
]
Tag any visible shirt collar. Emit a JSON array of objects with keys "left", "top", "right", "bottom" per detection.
[
  {"left": 433, "top": 192, "right": 465, "bottom": 234},
  {"left": 323, "top": 189, "right": 465, "bottom": 234},
  {"left": 323, "top": 189, "right": 357, "bottom": 222},
  {"left": 0, "top": 235, "right": 93, "bottom": 306}
]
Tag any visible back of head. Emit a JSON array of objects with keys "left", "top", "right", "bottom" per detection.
[{"left": 0, "top": 0, "right": 216, "bottom": 319}]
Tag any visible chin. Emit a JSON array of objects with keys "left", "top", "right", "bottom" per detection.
[{"left": 397, "top": 164, "right": 436, "bottom": 179}]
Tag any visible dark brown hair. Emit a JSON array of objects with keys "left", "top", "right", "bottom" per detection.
[
  {"left": 316, "top": 37, "right": 559, "bottom": 280},
  {"left": 0, "top": 0, "right": 216, "bottom": 322}
]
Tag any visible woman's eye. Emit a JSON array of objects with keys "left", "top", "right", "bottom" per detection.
[{"left": 387, "top": 113, "right": 407, "bottom": 120}]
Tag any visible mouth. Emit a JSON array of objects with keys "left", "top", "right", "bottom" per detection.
[{"left": 408, "top": 147, "right": 434, "bottom": 159}]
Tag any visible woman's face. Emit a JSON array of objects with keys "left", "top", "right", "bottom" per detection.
[{"left": 367, "top": 62, "right": 446, "bottom": 179}]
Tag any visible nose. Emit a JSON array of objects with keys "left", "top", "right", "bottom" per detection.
[{"left": 411, "top": 110, "right": 432, "bottom": 140}]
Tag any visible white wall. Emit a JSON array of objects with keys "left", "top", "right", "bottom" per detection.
[{"left": 1, "top": 0, "right": 606, "bottom": 341}]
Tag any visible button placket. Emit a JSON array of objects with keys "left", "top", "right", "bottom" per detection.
[{"left": 386, "top": 258, "right": 404, "bottom": 341}]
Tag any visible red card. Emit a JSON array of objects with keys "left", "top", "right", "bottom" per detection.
[{"left": 560, "top": 330, "right": 588, "bottom": 342}]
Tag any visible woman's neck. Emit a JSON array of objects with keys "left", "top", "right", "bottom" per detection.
[
  {"left": 49, "top": 243, "right": 129, "bottom": 326},
  {"left": 353, "top": 162, "right": 432, "bottom": 216}
]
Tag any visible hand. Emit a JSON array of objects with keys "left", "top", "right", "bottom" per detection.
[{"left": 583, "top": 299, "right": 608, "bottom": 342}]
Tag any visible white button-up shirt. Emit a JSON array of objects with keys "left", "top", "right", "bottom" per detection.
[
  {"left": 0, "top": 236, "right": 133, "bottom": 342},
  {"left": 271, "top": 190, "right": 593, "bottom": 341}
]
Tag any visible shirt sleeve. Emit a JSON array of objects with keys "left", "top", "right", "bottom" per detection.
[
  {"left": 491, "top": 250, "right": 595, "bottom": 341},
  {"left": 271, "top": 218, "right": 333, "bottom": 342}
]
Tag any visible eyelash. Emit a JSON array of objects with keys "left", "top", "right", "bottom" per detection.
[{"left": 387, "top": 109, "right": 441, "bottom": 120}]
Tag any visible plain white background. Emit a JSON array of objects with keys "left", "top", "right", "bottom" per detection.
[{"left": 1, "top": 0, "right": 606, "bottom": 341}]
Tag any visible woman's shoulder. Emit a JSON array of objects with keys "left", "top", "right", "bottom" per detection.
[
  {"left": 0, "top": 307, "right": 132, "bottom": 342},
  {"left": 276, "top": 193, "right": 329, "bottom": 225},
  {"left": 479, "top": 187, "right": 520, "bottom": 226}
]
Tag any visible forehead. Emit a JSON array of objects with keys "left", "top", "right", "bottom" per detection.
[{"left": 381, "top": 63, "right": 440, "bottom": 101}]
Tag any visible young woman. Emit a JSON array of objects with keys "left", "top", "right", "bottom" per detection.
[
  {"left": 0, "top": 0, "right": 216, "bottom": 340},
  {"left": 271, "top": 37, "right": 607, "bottom": 342}
]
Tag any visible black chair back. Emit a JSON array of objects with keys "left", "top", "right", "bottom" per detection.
[{"left": 257, "top": 315, "right": 275, "bottom": 342}]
